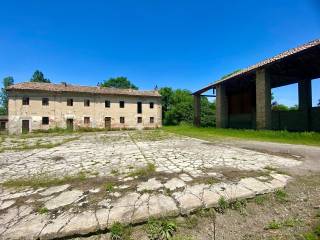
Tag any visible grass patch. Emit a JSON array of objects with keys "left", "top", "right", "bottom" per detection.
[
  {"left": 265, "top": 220, "right": 282, "bottom": 230},
  {"left": 2, "top": 171, "right": 87, "bottom": 189},
  {"left": 128, "top": 162, "right": 156, "bottom": 179},
  {"left": 110, "top": 222, "right": 131, "bottom": 240},
  {"left": 1, "top": 136, "right": 79, "bottom": 152},
  {"left": 254, "top": 195, "right": 268, "bottom": 205},
  {"left": 163, "top": 125, "right": 320, "bottom": 146},
  {"left": 265, "top": 217, "right": 302, "bottom": 230},
  {"left": 146, "top": 218, "right": 177, "bottom": 240},
  {"left": 274, "top": 189, "right": 288, "bottom": 203}
]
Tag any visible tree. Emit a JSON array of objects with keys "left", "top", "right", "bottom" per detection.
[
  {"left": 0, "top": 76, "right": 14, "bottom": 115},
  {"left": 100, "top": 77, "right": 138, "bottom": 89},
  {"left": 30, "top": 70, "right": 50, "bottom": 83},
  {"left": 318, "top": 99, "right": 320, "bottom": 107}
]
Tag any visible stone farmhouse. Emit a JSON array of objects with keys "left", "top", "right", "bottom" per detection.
[{"left": 6, "top": 82, "right": 162, "bottom": 134}]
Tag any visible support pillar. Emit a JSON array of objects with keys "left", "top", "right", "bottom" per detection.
[
  {"left": 256, "top": 68, "right": 271, "bottom": 129},
  {"left": 298, "top": 79, "right": 312, "bottom": 130},
  {"left": 193, "top": 94, "right": 201, "bottom": 127},
  {"left": 216, "top": 84, "right": 228, "bottom": 128}
]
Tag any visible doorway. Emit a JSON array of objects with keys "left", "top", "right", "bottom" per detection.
[
  {"left": 66, "top": 119, "right": 74, "bottom": 131},
  {"left": 22, "top": 120, "right": 30, "bottom": 134},
  {"left": 105, "top": 117, "right": 111, "bottom": 130}
]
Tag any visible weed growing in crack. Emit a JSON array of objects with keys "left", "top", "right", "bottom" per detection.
[
  {"left": 105, "top": 182, "right": 115, "bottom": 192},
  {"left": 128, "top": 162, "right": 156, "bottom": 179},
  {"left": 146, "top": 218, "right": 177, "bottom": 240},
  {"left": 2, "top": 171, "right": 87, "bottom": 188},
  {"left": 37, "top": 207, "right": 49, "bottom": 214},
  {"left": 111, "top": 169, "right": 119, "bottom": 176}
]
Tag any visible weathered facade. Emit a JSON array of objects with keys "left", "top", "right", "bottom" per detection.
[
  {"left": 193, "top": 39, "right": 320, "bottom": 131},
  {"left": 6, "top": 82, "right": 162, "bottom": 134}
]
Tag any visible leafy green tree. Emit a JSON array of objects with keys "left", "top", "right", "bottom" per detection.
[
  {"left": 159, "top": 87, "right": 174, "bottom": 117},
  {"left": 0, "top": 76, "right": 14, "bottom": 115},
  {"left": 30, "top": 70, "right": 50, "bottom": 83},
  {"left": 100, "top": 77, "right": 138, "bottom": 89},
  {"left": 200, "top": 98, "right": 216, "bottom": 127},
  {"left": 163, "top": 89, "right": 193, "bottom": 125}
]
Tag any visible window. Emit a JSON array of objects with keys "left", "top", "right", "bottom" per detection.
[
  {"left": 150, "top": 102, "right": 154, "bottom": 109},
  {"left": 42, "top": 117, "right": 49, "bottom": 125},
  {"left": 84, "top": 117, "right": 90, "bottom": 125},
  {"left": 42, "top": 98, "right": 49, "bottom": 106},
  {"left": 84, "top": 99, "right": 90, "bottom": 107},
  {"left": 22, "top": 97, "right": 29, "bottom": 105},
  {"left": 137, "top": 102, "right": 142, "bottom": 114},
  {"left": 120, "top": 117, "right": 125, "bottom": 124},
  {"left": 137, "top": 117, "right": 142, "bottom": 123},
  {"left": 105, "top": 100, "right": 110, "bottom": 108},
  {"left": 150, "top": 117, "right": 154, "bottom": 123},
  {"left": 67, "top": 98, "right": 73, "bottom": 106},
  {"left": 119, "top": 101, "right": 125, "bottom": 108}
]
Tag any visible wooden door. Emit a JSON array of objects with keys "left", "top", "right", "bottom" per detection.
[
  {"left": 22, "top": 120, "right": 29, "bottom": 134},
  {"left": 66, "top": 119, "right": 74, "bottom": 130},
  {"left": 105, "top": 117, "right": 111, "bottom": 129}
]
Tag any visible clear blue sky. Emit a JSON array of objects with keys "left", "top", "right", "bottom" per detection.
[{"left": 0, "top": 0, "right": 319, "bottom": 106}]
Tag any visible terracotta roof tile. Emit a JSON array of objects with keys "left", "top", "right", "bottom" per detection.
[{"left": 7, "top": 82, "right": 161, "bottom": 97}]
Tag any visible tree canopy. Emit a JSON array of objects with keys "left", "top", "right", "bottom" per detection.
[
  {"left": 159, "top": 87, "right": 215, "bottom": 127},
  {"left": 30, "top": 70, "right": 50, "bottom": 83},
  {"left": 0, "top": 76, "right": 14, "bottom": 115},
  {"left": 100, "top": 77, "right": 138, "bottom": 90}
]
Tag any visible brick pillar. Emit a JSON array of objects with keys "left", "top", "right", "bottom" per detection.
[
  {"left": 256, "top": 68, "right": 271, "bottom": 129},
  {"left": 298, "top": 79, "right": 312, "bottom": 130},
  {"left": 193, "top": 94, "right": 201, "bottom": 127},
  {"left": 216, "top": 84, "right": 228, "bottom": 128}
]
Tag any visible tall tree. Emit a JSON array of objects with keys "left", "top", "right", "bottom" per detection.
[
  {"left": 100, "top": 77, "right": 138, "bottom": 89},
  {"left": 30, "top": 70, "right": 50, "bottom": 83},
  {"left": 0, "top": 76, "right": 14, "bottom": 115},
  {"left": 318, "top": 99, "right": 320, "bottom": 107}
]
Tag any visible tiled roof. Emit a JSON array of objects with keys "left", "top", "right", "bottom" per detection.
[
  {"left": 7, "top": 82, "right": 161, "bottom": 97},
  {"left": 194, "top": 39, "right": 320, "bottom": 94}
]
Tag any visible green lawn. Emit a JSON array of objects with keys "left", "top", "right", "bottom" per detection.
[{"left": 163, "top": 125, "right": 320, "bottom": 146}]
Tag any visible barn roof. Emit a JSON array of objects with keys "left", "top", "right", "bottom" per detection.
[{"left": 193, "top": 39, "right": 320, "bottom": 95}]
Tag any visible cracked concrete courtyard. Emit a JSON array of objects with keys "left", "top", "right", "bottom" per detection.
[{"left": 0, "top": 130, "right": 302, "bottom": 239}]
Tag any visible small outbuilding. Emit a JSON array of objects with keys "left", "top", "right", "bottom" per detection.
[{"left": 193, "top": 39, "right": 320, "bottom": 131}]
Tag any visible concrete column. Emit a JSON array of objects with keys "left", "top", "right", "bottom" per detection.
[
  {"left": 298, "top": 79, "right": 312, "bottom": 130},
  {"left": 298, "top": 79, "right": 312, "bottom": 111},
  {"left": 216, "top": 84, "right": 228, "bottom": 128},
  {"left": 256, "top": 68, "right": 271, "bottom": 129},
  {"left": 193, "top": 94, "right": 201, "bottom": 127}
]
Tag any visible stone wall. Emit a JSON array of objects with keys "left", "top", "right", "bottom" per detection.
[{"left": 8, "top": 91, "right": 162, "bottom": 134}]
